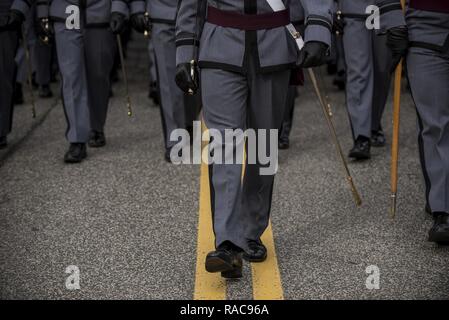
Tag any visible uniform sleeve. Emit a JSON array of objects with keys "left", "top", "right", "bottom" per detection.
[
  {"left": 35, "top": 0, "right": 49, "bottom": 19},
  {"left": 376, "top": 0, "right": 406, "bottom": 30},
  {"left": 111, "top": 0, "right": 131, "bottom": 17},
  {"left": 10, "top": 0, "right": 33, "bottom": 16},
  {"left": 300, "top": 0, "right": 333, "bottom": 47},
  {"left": 175, "top": 0, "right": 207, "bottom": 66}
]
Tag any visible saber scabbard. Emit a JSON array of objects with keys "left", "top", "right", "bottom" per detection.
[
  {"left": 22, "top": 26, "right": 36, "bottom": 118},
  {"left": 307, "top": 68, "right": 362, "bottom": 207},
  {"left": 116, "top": 35, "right": 132, "bottom": 117}
]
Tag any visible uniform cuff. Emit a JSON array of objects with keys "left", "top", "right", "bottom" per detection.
[
  {"left": 176, "top": 44, "right": 198, "bottom": 66},
  {"left": 111, "top": 1, "right": 130, "bottom": 17},
  {"left": 305, "top": 25, "right": 332, "bottom": 47},
  {"left": 130, "top": 0, "right": 146, "bottom": 15},
  {"left": 380, "top": 10, "right": 406, "bottom": 30},
  {"left": 36, "top": 1, "right": 49, "bottom": 19},
  {"left": 11, "top": 0, "right": 31, "bottom": 16}
]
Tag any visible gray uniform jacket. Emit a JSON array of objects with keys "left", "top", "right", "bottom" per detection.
[
  {"left": 174, "top": 0, "right": 333, "bottom": 74},
  {"left": 406, "top": 1, "right": 449, "bottom": 51},
  {"left": 127, "top": 0, "right": 180, "bottom": 24},
  {"left": 3, "top": 0, "right": 34, "bottom": 19},
  {"left": 31, "top": 0, "right": 129, "bottom": 25},
  {"left": 337, "top": 0, "right": 406, "bottom": 31}
]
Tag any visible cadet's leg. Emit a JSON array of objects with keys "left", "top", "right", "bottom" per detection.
[
  {"left": 152, "top": 23, "right": 186, "bottom": 155},
  {"left": 408, "top": 47, "right": 449, "bottom": 243},
  {"left": 84, "top": 27, "right": 115, "bottom": 143},
  {"left": 0, "top": 30, "right": 19, "bottom": 147},
  {"left": 242, "top": 62, "right": 290, "bottom": 261},
  {"left": 34, "top": 39, "right": 53, "bottom": 98},
  {"left": 201, "top": 67, "right": 248, "bottom": 250},
  {"left": 202, "top": 67, "right": 247, "bottom": 278},
  {"left": 54, "top": 23, "right": 89, "bottom": 162},
  {"left": 343, "top": 19, "right": 374, "bottom": 159},
  {"left": 371, "top": 33, "right": 393, "bottom": 146}
]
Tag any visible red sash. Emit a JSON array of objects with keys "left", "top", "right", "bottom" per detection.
[{"left": 410, "top": 0, "right": 449, "bottom": 14}]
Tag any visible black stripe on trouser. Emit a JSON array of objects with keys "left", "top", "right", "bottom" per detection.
[
  {"left": 208, "top": 162, "right": 217, "bottom": 246},
  {"left": 412, "top": 90, "right": 432, "bottom": 212},
  {"left": 53, "top": 35, "right": 72, "bottom": 141},
  {"left": 153, "top": 53, "right": 169, "bottom": 150}
]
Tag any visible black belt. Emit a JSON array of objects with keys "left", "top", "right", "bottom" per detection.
[
  {"left": 410, "top": 39, "right": 449, "bottom": 54},
  {"left": 207, "top": 6, "right": 290, "bottom": 31}
]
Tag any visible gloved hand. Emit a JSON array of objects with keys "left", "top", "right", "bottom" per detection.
[
  {"left": 6, "top": 9, "right": 25, "bottom": 30},
  {"left": 36, "top": 18, "right": 54, "bottom": 43},
  {"left": 386, "top": 26, "right": 409, "bottom": 72},
  {"left": 110, "top": 12, "right": 127, "bottom": 35},
  {"left": 130, "top": 13, "right": 150, "bottom": 34},
  {"left": 175, "top": 62, "right": 199, "bottom": 95},
  {"left": 297, "top": 41, "right": 329, "bottom": 68}
]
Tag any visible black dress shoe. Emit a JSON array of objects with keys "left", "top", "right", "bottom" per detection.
[
  {"left": 88, "top": 131, "right": 106, "bottom": 148},
  {"left": 278, "top": 140, "right": 290, "bottom": 150},
  {"left": 349, "top": 136, "right": 371, "bottom": 160},
  {"left": 371, "top": 130, "right": 386, "bottom": 147},
  {"left": 38, "top": 85, "right": 53, "bottom": 98},
  {"left": 429, "top": 212, "right": 449, "bottom": 244},
  {"left": 205, "top": 242, "right": 243, "bottom": 279},
  {"left": 64, "top": 143, "right": 87, "bottom": 163},
  {"left": 0, "top": 136, "right": 7, "bottom": 149},
  {"left": 243, "top": 239, "right": 267, "bottom": 263}
]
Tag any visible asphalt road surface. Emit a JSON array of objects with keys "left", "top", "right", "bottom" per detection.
[{"left": 1, "top": 36, "right": 448, "bottom": 300}]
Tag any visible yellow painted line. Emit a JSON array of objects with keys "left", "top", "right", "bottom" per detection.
[
  {"left": 194, "top": 122, "right": 226, "bottom": 300},
  {"left": 251, "top": 223, "right": 284, "bottom": 300},
  {"left": 194, "top": 121, "right": 284, "bottom": 300}
]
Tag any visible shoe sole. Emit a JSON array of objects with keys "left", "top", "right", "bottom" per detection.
[
  {"left": 243, "top": 252, "right": 268, "bottom": 263},
  {"left": 64, "top": 152, "right": 87, "bottom": 164},
  {"left": 348, "top": 152, "right": 371, "bottom": 160},
  {"left": 88, "top": 142, "right": 106, "bottom": 148},
  {"left": 221, "top": 269, "right": 243, "bottom": 279},
  {"left": 428, "top": 231, "right": 449, "bottom": 245},
  {"left": 205, "top": 256, "right": 234, "bottom": 273}
]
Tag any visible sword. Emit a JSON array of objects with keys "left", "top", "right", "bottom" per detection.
[
  {"left": 116, "top": 34, "right": 132, "bottom": 117},
  {"left": 143, "top": 12, "right": 151, "bottom": 38},
  {"left": 21, "top": 25, "right": 36, "bottom": 118}
]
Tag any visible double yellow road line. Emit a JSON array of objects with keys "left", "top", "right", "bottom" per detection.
[{"left": 193, "top": 133, "right": 284, "bottom": 299}]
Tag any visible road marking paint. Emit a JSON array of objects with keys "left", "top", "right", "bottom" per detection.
[
  {"left": 251, "top": 222, "right": 284, "bottom": 300},
  {"left": 194, "top": 122, "right": 226, "bottom": 300}
]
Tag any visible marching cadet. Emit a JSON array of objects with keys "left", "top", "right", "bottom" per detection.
[
  {"left": 35, "top": 0, "right": 129, "bottom": 163},
  {"left": 0, "top": 0, "right": 32, "bottom": 149},
  {"left": 175, "top": 0, "right": 333, "bottom": 279},
  {"left": 337, "top": 0, "right": 394, "bottom": 160},
  {"left": 121, "top": 0, "right": 200, "bottom": 162},
  {"left": 384, "top": 0, "right": 449, "bottom": 244}
]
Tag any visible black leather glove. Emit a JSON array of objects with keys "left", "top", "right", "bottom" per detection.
[
  {"left": 386, "top": 26, "right": 409, "bottom": 72},
  {"left": 6, "top": 9, "right": 25, "bottom": 30},
  {"left": 130, "top": 13, "right": 150, "bottom": 34},
  {"left": 36, "top": 18, "right": 54, "bottom": 44},
  {"left": 175, "top": 62, "right": 199, "bottom": 95},
  {"left": 297, "top": 41, "right": 329, "bottom": 68},
  {"left": 110, "top": 12, "right": 127, "bottom": 35}
]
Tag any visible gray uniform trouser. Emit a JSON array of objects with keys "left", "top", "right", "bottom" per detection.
[
  {"left": 343, "top": 19, "right": 392, "bottom": 139},
  {"left": 152, "top": 23, "right": 195, "bottom": 150},
  {"left": 0, "top": 30, "right": 18, "bottom": 137},
  {"left": 408, "top": 47, "right": 449, "bottom": 214},
  {"left": 54, "top": 23, "right": 115, "bottom": 143},
  {"left": 201, "top": 57, "right": 290, "bottom": 250},
  {"left": 33, "top": 40, "right": 52, "bottom": 86}
]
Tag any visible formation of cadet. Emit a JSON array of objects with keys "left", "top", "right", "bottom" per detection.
[{"left": 0, "top": 0, "right": 448, "bottom": 279}]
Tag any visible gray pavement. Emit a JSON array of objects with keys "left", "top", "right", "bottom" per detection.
[{"left": 1, "top": 35, "right": 448, "bottom": 299}]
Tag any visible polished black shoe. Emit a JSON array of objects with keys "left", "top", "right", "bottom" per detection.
[
  {"left": 38, "top": 85, "right": 53, "bottom": 98},
  {"left": 371, "top": 130, "right": 386, "bottom": 147},
  {"left": 243, "top": 239, "right": 267, "bottom": 263},
  {"left": 13, "top": 82, "right": 24, "bottom": 105},
  {"left": 278, "top": 139, "right": 290, "bottom": 150},
  {"left": 0, "top": 136, "right": 7, "bottom": 149},
  {"left": 205, "top": 242, "right": 243, "bottom": 279},
  {"left": 64, "top": 143, "right": 87, "bottom": 163},
  {"left": 429, "top": 213, "right": 449, "bottom": 244},
  {"left": 349, "top": 136, "right": 371, "bottom": 160},
  {"left": 88, "top": 131, "right": 106, "bottom": 148}
]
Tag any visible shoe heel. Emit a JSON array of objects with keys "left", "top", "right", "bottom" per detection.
[{"left": 221, "top": 268, "right": 242, "bottom": 279}]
